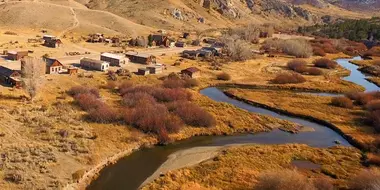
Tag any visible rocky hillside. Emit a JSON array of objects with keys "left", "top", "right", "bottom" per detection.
[{"left": 81, "top": 0, "right": 367, "bottom": 32}]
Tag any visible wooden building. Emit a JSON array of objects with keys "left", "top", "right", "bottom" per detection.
[
  {"left": 0, "top": 66, "right": 21, "bottom": 87},
  {"left": 44, "top": 57, "right": 64, "bottom": 74},
  {"left": 125, "top": 52, "right": 156, "bottom": 64},
  {"left": 43, "top": 35, "right": 62, "bottom": 48},
  {"left": 7, "top": 51, "right": 28, "bottom": 60},
  {"left": 68, "top": 67, "right": 78, "bottom": 75},
  {"left": 80, "top": 58, "right": 109, "bottom": 71},
  {"left": 137, "top": 68, "right": 150, "bottom": 76},
  {"left": 151, "top": 34, "right": 170, "bottom": 47},
  {"left": 146, "top": 65, "right": 163, "bottom": 74},
  {"left": 181, "top": 67, "right": 200, "bottom": 78},
  {"left": 100, "top": 53, "right": 125, "bottom": 66}
]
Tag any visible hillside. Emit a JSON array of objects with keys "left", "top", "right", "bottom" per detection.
[
  {"left": 0, "top": 1, "right": 154, "bottom": 37},
  {"left": 0, "top": 0, "right": 373, "bottom": 37}
]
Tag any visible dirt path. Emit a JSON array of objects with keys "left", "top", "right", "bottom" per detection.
[{"left": 58, "top": 7, "right": 79, "bottom": 38}]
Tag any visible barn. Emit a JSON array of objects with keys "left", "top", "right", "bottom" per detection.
[{"left": 125, "top": 52, "right": 156, "bottom": 64}]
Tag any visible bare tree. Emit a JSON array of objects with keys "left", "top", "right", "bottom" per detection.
[{"left": 21, "top": 57, "right": 45, "bottom": 100}]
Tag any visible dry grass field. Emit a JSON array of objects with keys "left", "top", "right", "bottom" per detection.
[{"left": 143, "top": 144, "right": 365, "bottom": 190}]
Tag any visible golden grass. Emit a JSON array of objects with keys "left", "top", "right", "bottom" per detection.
[
  {"left": 143, "top": 144, "right": 364, "bottom": 190},
  {"left": 225, "top": 88, "right": 380, "bottom": 150}
]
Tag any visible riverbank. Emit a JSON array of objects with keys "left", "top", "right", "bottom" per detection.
[{"left": 143, "top": 144, "right": 364, "bottom": 190}]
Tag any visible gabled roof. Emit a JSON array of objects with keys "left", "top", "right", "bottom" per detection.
[
  {"left": 0, "top": 66, "right": 20, "bottom": 77},
  {"left": 44, "top": 57, "right": 64, "bottom": 67},
  {"left": 182, "top": 67, "right": 200, "bottom": 73}
]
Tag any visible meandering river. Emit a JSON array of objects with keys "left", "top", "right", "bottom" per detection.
[{"left": 87, "top": 56, "right": 377, "bottom": 190}]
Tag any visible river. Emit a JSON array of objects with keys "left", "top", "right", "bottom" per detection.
[{"left": 87, "top": 56, "right": 376, "bottom": 190}]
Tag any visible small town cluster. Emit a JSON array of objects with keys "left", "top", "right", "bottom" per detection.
[{"left": 0, "top": 31, "right": 213, "bottom": 88}]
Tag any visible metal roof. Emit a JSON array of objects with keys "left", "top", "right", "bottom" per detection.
[{"left": 101, "top": 53, "right": 124, "bottom": 60}]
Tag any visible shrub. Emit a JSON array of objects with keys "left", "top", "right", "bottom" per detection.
[
  {"left": 216, "top": 72, "right": 231, "bottom": 81},
  {"left": 346, "top": 92, "right": 380, "bottom": 105},
  {"left": 272, "top": 73, "right": 306, "bottom": 84},
  {"left": 349, "top": 169, "right": 380, "bottom": 190},
  {"left": 123, "top": 103, "right": 182, "bottom": 137},
  {"left": 163, "top": 78, "right": 186, "bottom": 89},
  {"left": 366, "top": 100, "right": 380, "bottom": 111},
  {"left": 313, "top": 58, "right": 337, "bottom": 69},
  {"left": 152, "top": 88, "right": 192, "bottom": 102},
  {"left": 307, "top": 67, "right": 323, "bottom": 75},
  {"left": 68, "top": 86, "right": 100, "bottom": 98},
  {"left": 118, "top": 81, "right": 134, "bottom": 95},
  {"left": 184, "top": 78, "right": 199, "bottom": 88},
  {"left": 313, "top": 47, "right": 326, "bottom": 56},
  {"left": 373, "top": 60, "right": 380, "bottom": 67},
  {"left": 262, "top": 38, "right": 313, "bottom": 58},
  {"left": 167, "top": 101, "right": 216, "bottom": 127},
  {"left": 122, "top": 92, "right": 156, "bottom": 108},
  {"left": 254, "top": 169, "right": 315, "bottom": 190},
  {"left": 313, "top": 178, "right": 333, "bottom": 190},
  {"left": 366, "top": 153, "right": 380, "bottom": 166},
  {"left": 74, "top": 93, "right": 103, "bottom": 111},
  {"left": 87, "top": 104, "right": 119, "bottom": 123},
  {"left": 331, "top": 97, "right": 353, "bottom": 108},
  {"left": 287, "top": 59, "right": 307, "bottom": 71},
  {"left": 369, "top": 110, "right": 380, "bottom": 132}
]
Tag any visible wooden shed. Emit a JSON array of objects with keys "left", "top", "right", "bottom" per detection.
[
  {"left": 7, "top": 51, "right": 28, "bottom": 60},
  {"left": 80, "top": 58, "right": 109, "bottom": 71},
  {"left": 137, "top": 68, "right": 150, "bottom": 76},
  {"left": 68, "top": 67, "right": 79, "bottom": 75},
  {"left": 0, "top": 66, "right": 21, "bottom": 87},
  {"left": 146, "top": 65, "right": 163, "bottom": 74},
  {"left": 126, "top": 52, "right": 156, "bottom": 64},
  {"left": 181, "top": 67, "right": 201, "bottom": 78},
  {"left": 100, "top": 53, "right": 126, "bottom": 66},
  {"left": 44, "top": 57, "right": 64, "bottom": 74}
]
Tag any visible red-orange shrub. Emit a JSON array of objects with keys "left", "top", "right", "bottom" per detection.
[
  {"left": 313, "top": 58, "right": 337, "bottom": 69},
  {"left": 123, "top": 103, "right": 182, "bottom": 135},
  {"left": 366, "top": 100, "right": 380, "bottom": 111},
  {"left": 167, "top": 101, "right": 216, "bottom": 127},
  {"left": 349, "top": 169, "right": 380, "bottom": 190},
  {"left": 366, "top": 153, "right": 380, "bottom": 166},
  {"left": 313, "top": 47, "right": 326, "bottom": 56},
  {"left": 163, "top": 78, "right": 186, "bottom": 89},
  {"left": 68, "top": 86, "right": 100, "bottom": 98},
  {"left": 331, "top": 97, "right": 353, "bottom": 108},
  {"left": 369, "top": 110, "right": 380, "bottom": 132},
  {"left": 152, "top": 88, "right": 192, "bottom": 102},
  {"left": 287, "top": 59, "right": 307, "bottom": 71},
  {"left": 122, "top": 92, "right": 156, "bottom": 107},
  {"left": 272, "top": 73, "right": 306, "bottom": 84},
  {"left": 74, "top": 93, "right": 103, "bottom": 111},
  {"left": 87, "top": 104, "right": 119, "bottom": 123},
  {"left": 307, "top": 67, "right": 323, "bottom": 75},
  {"left": 118, "top": 81, "right": 134, "bottom": 95}
]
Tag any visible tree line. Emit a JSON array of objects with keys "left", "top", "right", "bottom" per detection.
[{"left": 298, "top": 17, "right": 380, "bottom": 41}]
